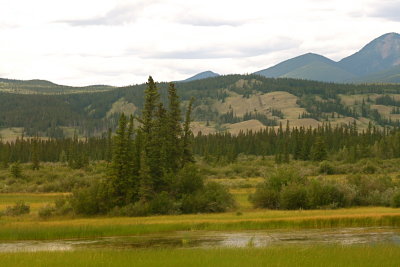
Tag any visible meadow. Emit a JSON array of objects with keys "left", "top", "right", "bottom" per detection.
[
  {"left": 1, "top": 158, "right": 400, "bottom": 266},
  {"left": 1, "top": 246, "right": 400, "bottom": 267}
]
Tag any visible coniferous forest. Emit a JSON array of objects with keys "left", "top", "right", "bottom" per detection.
[{"left": 2, "top": 78, "right": 400, "bottom": 216}]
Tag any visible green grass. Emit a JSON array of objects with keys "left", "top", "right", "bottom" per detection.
[
  {"left": 1, "top": 246, "right": 400, "bottom": 266},
  {"left": 0, "top": 207, "right": 400, "bottom": 240}
]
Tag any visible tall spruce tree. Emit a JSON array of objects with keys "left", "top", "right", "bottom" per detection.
[
  {"left": 165, "top": 83, "right": 182, "bottom": 172},
  {"left": 182, "top": 98, "right": 195, "bottom": 166}
]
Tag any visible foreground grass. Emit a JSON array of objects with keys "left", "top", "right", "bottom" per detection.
[
  {"left": 1, "top": 246, "right": 400, "bottom": 267},
  {"left": 1, "top": 207, "right": 400, "bottom": 240}
]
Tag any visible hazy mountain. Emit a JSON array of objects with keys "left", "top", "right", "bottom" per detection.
[
  {"left": 254, "top": 53, "right": 333, "bottom": 77},
  {"left": 338, "top": 32, "right": 400, "bottom": 76},
  {"left": 353, "top": 65, "right": 400, "bottom": 83},
  {"left": 254, "top": 53, "right": 355, "bottom": 82},
  {"left": 183, "top": 71, "right": 220, "bottom": 82},
  {"left": 281, "top": 61, "right": 356, "bottom": 82},
  {"left": 255, "top": 32, "right": 400, "bottom": 83}
]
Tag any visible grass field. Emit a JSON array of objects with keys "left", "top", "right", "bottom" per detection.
[{"left": 1, "top": 246, "right": 400, "bottom": 267}]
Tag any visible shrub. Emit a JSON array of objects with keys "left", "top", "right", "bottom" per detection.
[
  {"left": 10, "top": 162, "right": 22, "bottom": 178},
  {"left": 319, "top": 161, "right": 335, "bottom": 174},
  {"left": 70, "top": 180, "right": 113, "bottom": 215},
  {"left": 267, "top": 168, "right": 306, "bottom": 192},
  {"left": 362, "top": 162, "right": 377, "bottom": 174},
  {"left": 149, "top": 191, "right": 178, "bottom": 215},
  {"left": 109, "top": 202, "right": 151, "bottom": 217},
  {"left": 249, "top": 186, "right": 280, "bottom": 209},
  {"left": 181, "top": 182, "right": 235, "bottom": 213},
  {"left": 4, "top": 201, "right": 30, "bottom": 216},
  {"left": 174, "top": 164, "right": 204, "bottom": 196},
  {"left": 307, "top": 180, "right": 345, "bottom": 209},
  {"left": 54, "top": 198, "right": 73, "bottom": 215},
  {"left": 280, "top": 183, "right": 308, "bottom": 210},
  {"left": 38, "top": 205, "right": 56, "bottom": 218},
  {"left": 391, "top": 191, "right": 400, "bottom": 208}
]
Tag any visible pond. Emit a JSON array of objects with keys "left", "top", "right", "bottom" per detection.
[{"left": 1, "top": 227, "right": 400, "bottom": 252}]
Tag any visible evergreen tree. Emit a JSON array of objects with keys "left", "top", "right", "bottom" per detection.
[
  {"left": 31, "top": 138, "right": 40, "bottom": 170},
  {"left": 311, "top": 137, "right": 327, "bottom": 161},
  {"left": 182, "top": 98, "right": 195, "bottom": 166}
]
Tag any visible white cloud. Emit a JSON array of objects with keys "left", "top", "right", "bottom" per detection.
[{"left": 0, "top": 0, "right": 399, "bottom": 86}]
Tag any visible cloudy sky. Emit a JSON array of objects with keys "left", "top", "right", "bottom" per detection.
[{"left": 0, "top": 0, "right": 399, "bottom": 86}]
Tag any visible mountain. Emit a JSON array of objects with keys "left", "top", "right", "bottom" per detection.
[
  {"left": 183, "top": 71, "right": 220, "bottom": 82},
  {"left": 353, "top": 65, "right": 400, "bottom": 83},
  {"left": 255, "top": 53, "right": 333, "bottom": 77},
  {"left": 254, "top": 53, "right": 355, "bottom": 83},
  {"left": 338, "top": 32, "right": 400, "bottom": 76},
  {"left": 255, "top": 33, "right": 400, "bottom": 83}
]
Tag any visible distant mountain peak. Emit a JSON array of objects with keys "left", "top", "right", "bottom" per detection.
[
  {"left": 183, "top": 71, "right": 220, "bottom": 82},
  {"left": 338, "top": 32, "right": 400, "bottom": 76}
]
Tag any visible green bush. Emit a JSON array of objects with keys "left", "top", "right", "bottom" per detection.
[
  {"left": 391, "top": 191, "right": 400, "bottom": 208},
  {"left": 267, "top": 168, "right": 306, "bottom": 192},
  {"left": 307, "top": 180, "right": 345, "bottom": 209},
  {"left": 4, "top": 201, "right": 30, "bottom": 216},
  {"left": 38, "top": 205, "right": 56, "bottom": 218},
  {"left": 70, "top": 180, "right": 113, "bottom": 215},
  {"left": 280, "top": 183, "right": 308, "bottom": 210},
  {"left": 181, "top": 182, "right": 235, "bottom": 213},
  {"left": 174, "top": 164, "right": 204, "bottom": 196},
  {"left": 10, "top": 162, "right": 22, "bottom": 178},
  {"left": 249, "top": 186, "right": 280, "bottom": 209},
  {"left": 149, "top": 191, "right": 178, "bottom": 215},
  {"left": 319, "top": 161, "right": 335, "bottom": 174},
  {"left": 109, "top": 202, "right": 151, "bottom": 217}
]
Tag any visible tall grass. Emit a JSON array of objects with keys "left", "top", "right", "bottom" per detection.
[
  {"left": 0, "top": 210, "right": 400, "bottom": 240},
  {"left": 1, "top": 246, "right": 400, "bottom": 267}
]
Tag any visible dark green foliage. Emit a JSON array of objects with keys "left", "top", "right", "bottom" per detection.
[
  {"left": 70, "top": 180, "right": 113, "bottom": 215},
  {"left": 319, "top": 161, "right": 335, "bottom": 174},
  {"left": 311, "top": 137, "right": 327, "bottom": 161},
  {"left": 10, "top": 162, "right": 22, "bottom": 178},
  {"left": 251, "top": 167, "right": 397, "bottom": 210},
  {"left": 31, "top": 138, "right": 40, "bottom": 170},
  {"left": 68, "top": 77, "right": 233, "bottom": 216},
  {"left": 391, "top": 191, "right": 400, "bottom": 207},
  {"left": 306, "top": 180, "right": 345, "bottom": 209},
  {"left": 181, "top": 182, "right": 235, "bottom": 213},
  {"left": 280, "top": 183, "right": 308, "bottom": 210},
  {"left": 4, "top": 201, "right": 30, "bottom": 216},
  {"left": 249, "top": 186, "right": 280, "bottom": 209},
  {"left": 173, "top": 164, "right": 204, "bottom": 197}
]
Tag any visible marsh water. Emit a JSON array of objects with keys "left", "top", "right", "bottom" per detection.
[{"left": 1, "top": 227, "right": 400, "bottom": 252}]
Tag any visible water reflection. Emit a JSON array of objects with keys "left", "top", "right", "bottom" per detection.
[{"left": 1, "top": 227, "right": 399, "bottom": 252}]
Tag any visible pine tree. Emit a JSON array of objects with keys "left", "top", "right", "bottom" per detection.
[
  {"left": 31, "top": 138, "right": 40, "bottom": 170},
  {"left": 165, "top": 83, "right": 182, "bottom": 172},
  {"left": 182, "top": 98, "right": 195, "bottom": 166},
  {"left": 311, "top": 137, "right": 327, "bottom": 161}
]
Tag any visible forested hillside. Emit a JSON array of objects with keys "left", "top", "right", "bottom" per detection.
[{"left": 2, "top": 74, "right": 400, "bottom": 138}]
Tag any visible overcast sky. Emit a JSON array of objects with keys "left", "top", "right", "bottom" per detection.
[{"left": 0, "top": 0, "right": 399, "bottom": 86}]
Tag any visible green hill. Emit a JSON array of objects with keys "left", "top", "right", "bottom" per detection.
[
  {"left": 2, "top": 75, "right": 400, "bottom": 138},
  {"left": 0, "top": 78, "right": 115, "bottom": 94}
]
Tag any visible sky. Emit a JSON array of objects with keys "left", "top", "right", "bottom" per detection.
[{"left": 0, "top": 0, "right": 399, "bottom": 86}]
